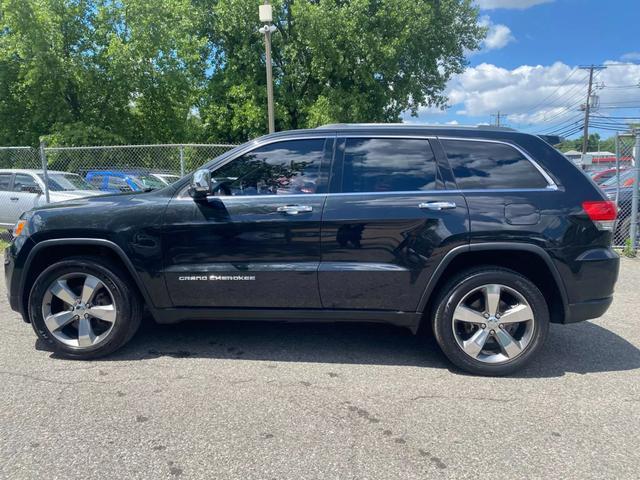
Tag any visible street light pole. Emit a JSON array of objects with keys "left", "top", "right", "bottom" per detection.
[{"left": 259, "top": 1, "right": 276, "bottom": 134}]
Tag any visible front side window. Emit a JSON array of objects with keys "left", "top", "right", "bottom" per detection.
[
  {"left": 442, "top": 139, "right": 549, "bottom": 190},
  {"left": 13, "top": 173, "right": 39, "bottom": 192},
  {"left": 341, "top": 138, "right": 437, "bottom": 193},
  {"left": 212, "top": 139, "right": 325, "bottom": 196}
]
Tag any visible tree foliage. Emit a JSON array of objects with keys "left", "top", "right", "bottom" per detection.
[{"left": 0, "top": 0, "right": 485, "bottom": 146}]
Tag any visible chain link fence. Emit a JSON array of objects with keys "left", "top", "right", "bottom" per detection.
[
  {"left": 3, "top": 136, "right": 640, "bottom": 252},
  {"left": 0, "top": 143, "right": 236, "bottom": 230},
  {"left": 610, "top": 133, "right": 640, "bottom": 249}
]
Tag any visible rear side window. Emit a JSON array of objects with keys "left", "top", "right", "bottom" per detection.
[
  {"left": 0, "top": 173, "right": 11, "bottom": 191},
  {"left": 341, "top": 138, "right": 436, "bottom": 193},
  {"left": 442, "top": 139, "right": 549, "bottom": 190}
]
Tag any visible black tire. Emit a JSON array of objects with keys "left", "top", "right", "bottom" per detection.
[
  {"left": 431, "top": 266, "right": 549, "bottom": 376},
  {"left": 28, "top": 256, "right": 143, "bottom": 359}
]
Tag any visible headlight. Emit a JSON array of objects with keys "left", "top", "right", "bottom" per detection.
[{"left": 12, "top": 219, "right": 27, "bottom": 237}]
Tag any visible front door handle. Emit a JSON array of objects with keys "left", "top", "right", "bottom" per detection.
[
  {"left": 277, "top": 205, "right": 313, "bottom": 215},
  {"left": 10, "top": 197, "right": 19, "bottom": 201},
  {"left": 419, "top": 201, "right": 457, "bottom": 211}
]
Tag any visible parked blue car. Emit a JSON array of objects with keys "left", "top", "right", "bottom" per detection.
[{"left": 85, "top": 170, "right": 180, "bottom": 193}]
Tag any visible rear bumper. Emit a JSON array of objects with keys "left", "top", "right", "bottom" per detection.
[
  {"left": 553, "top": 247, "right": 619, "bottom": 324},
  {"left": 565, "top": 296, "right": 614, "bottom": 324}
]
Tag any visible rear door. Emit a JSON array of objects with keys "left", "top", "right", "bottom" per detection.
[
  {"left": 162, "top": 136, "right": 333, "bottom": 309},
  {"left": 0, "top": 173, "right": 15, "bottom": 226},
  {"left": 319, "top": 135, "right": 469, "bottom": 311},
  {"left": 438, "top": 137, "right": 557, "bottom": 246}
]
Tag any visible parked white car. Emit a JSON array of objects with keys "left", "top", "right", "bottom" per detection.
[{"left": 0, "top": 169, "right": 101, "bottom": 229}]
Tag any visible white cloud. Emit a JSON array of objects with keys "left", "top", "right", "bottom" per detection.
[
  {"left": 477, "top": 0, "right": 554, "bottom": 10},
  {"left": 621, "top": 52, "right": 640, "bottom": 62},
  {"left": 416, "top": 61, "right": 640, "bottom": 129},
  {"left": 468, "top": 16, "right": 514, "bottom": 55}
]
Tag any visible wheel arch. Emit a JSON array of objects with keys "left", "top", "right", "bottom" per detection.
[
  {"left": 417, "top": 243, "right": 569, "bottom": 327},
  {"left": 21, "top": 239, "right": 153, "bottom": 319}
]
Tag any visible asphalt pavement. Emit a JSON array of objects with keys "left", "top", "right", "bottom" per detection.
[{"left": 1, "top": 257, "right": 639, "bottom": 479}]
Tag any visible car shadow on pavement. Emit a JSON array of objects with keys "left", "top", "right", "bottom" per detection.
[{"left": 37, "top": 319, "right": 640, "bottom": 377}]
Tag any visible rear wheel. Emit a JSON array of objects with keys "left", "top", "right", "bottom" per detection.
[
  {"left": 29, "top": 256, "right": 143, "bottom": 359},
  {"left": 432, "top": 267, "right": 549, "bottom": 376}
]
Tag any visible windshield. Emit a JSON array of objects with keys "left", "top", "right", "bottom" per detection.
[
  {"left": 38, "top": 173, "right": 95, "bottom": 192},
  {"left": 132, "top": 174, "right": 167, "bottom": 190},
  {"left": 154, "top": 174, "right": 181, "bottom": 185},
  {"left": 601, "top": 169, "right": 634, "bottom": 188}
]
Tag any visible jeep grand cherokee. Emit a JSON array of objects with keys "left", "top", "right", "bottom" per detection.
[{"left": 4, "top": 125, "right": 620, "bottom": 375}]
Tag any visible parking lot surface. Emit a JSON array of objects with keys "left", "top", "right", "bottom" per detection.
[{"left": 1, "top": 257, "right": 639, "bottom": 479}]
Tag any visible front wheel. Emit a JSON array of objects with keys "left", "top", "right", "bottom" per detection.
[
  {"left": 29, "top": 256, "right": 143, "bottom": 359},
  {"left": 432, "top": 267, "right": 549, "bottom": 376}
]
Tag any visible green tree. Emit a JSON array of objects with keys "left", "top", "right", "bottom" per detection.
[
  {"left": 0, "top": 0, "right": 485, "bottom": 145},
  {"left": 204, "top": 0, "right": 484, "bottom": 141}
]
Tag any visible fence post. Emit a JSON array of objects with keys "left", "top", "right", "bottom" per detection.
[
  {"left": 39, "top": 141, "right": 51, "bottom": 204},
  {"left": 631, "top": 129, "right": 640, "bottom": 251},
  {"left": 179, "top": 145, "right": 185, "bottom": 177},
  {"left": 615, "top": 134, "right": 621, "bottom": 206}
]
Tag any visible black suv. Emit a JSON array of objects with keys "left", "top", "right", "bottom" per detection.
[{"left": 4, "top": 125, "right": 620, "bottom": 375}]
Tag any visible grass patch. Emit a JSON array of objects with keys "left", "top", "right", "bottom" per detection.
[{"left": 0, "top": 231, "right": 11, "bottom": 251}]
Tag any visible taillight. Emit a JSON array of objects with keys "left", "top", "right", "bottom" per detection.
[{"left": 582, "top": 200, "right": 617, "bottom": 231}]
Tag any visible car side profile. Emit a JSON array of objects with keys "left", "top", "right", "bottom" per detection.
[
  {"left": 0, "top": 169, "right": 100, "bottom": 229},
  {"left": 4, "top": 125, "right": 620, "bottom": 375}
]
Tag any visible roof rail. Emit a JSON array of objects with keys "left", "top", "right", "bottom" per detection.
[{"left": 316, "top": 123, "right": 516, "bottom": 131}]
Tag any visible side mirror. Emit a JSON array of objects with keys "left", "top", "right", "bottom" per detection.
[{"left": 188, "top": 169, "right": 211, "bottom": 200}]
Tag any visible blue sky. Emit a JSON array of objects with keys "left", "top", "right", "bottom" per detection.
[{"left": 404, "top": 0, "right": 640, "bottom": 141}]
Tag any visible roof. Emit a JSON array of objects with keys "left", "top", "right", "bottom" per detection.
[{"left": 0, "top": 169, "right": 76, "bottom": 175}]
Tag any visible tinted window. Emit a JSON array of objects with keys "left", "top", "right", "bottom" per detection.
[
  {"left": 442, "top": 140, "right": 548, "bottom": 190},
  {"left": 0, "top": 173, "right": 11, "bottom": 191},
  {"left": 13, "top": 173, "right": 39, "bottom": 192},
  {"left": 341, "top": 138, "right": 436, "bottom": 193},
  {"left": 212, "top": 139, "right": 324, "bottom": 196}
]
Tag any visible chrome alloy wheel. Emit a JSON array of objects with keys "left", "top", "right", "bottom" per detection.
[
  {"left": 41, "top": 273, "right": 117, "bottom": 348},
  {"left": 451, "top": 284, "right": 535, "bottom": 364}
]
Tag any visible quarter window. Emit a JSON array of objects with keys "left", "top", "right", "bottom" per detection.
[
  {"left": 442, "top": 140, "right": 549, "bottom": 190},
  {"left": 212, "top": 139, "right": 325, "bottom": 196},
  {"left": 341, "top": 138, "right": 437, "bottom": 193}
]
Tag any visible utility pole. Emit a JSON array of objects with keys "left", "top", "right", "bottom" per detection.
[
  {"left": 579, "top": 65, "right": 606, "bottom": 155},
  {"left": 259, "top": 1, "right": 276, "bottom": 134},
  {"left": 490, "top": 111, "right": 506, "bottom": 127}
]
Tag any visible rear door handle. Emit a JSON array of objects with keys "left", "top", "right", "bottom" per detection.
[
  {"left": 419, "top": 201, "right": 457, "bottom": 211},
  {"left": 277, "top": 205, "right": 313, "bottom": 215},
  {"left": 10, "top": 197, "right": 19, "bottom": 201}
]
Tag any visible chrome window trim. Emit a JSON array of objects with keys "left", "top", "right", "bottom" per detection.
[
  {"left": 437, "top": 136, "right": 558, "bottom": 191},
  {"left": 177, "top": 133, "right": 558, "bottom": 199}
]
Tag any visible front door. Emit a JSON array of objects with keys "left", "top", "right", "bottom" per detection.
[
  {"left": 319, "top": 136, "right": 469, "bottom": 311},
  {"left": 162, "top": 136, "right": 333, "bottom": 309},
  {"left": 10, "top": 173, "right": 41, "bottom": 224}
]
